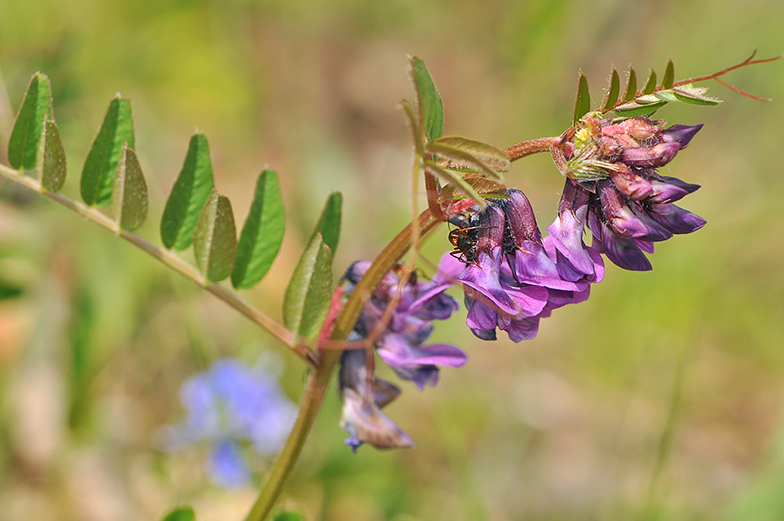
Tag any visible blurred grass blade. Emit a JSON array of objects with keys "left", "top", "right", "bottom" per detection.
[
  {"left": 306, "top": 191, "right": 342, "bottom": 255},
  {"left": 573, "top": 72, "right": 591, "bottom": 123},
  {"left": 643, "top": 70, "right": 657, "bottom": 94},
  {"left": 193, "top": 190, "right": 237, "bottom": 282},
  {"left": 428, "top": 136, "right": 509, "bottom": 180},
  {"left": 161, "top": 133, "right": 215, "bottom": 250},
  {"left": 112, "top": 143, "right": 149, "bottom": 231},
  {"left": 161, "top": 507, "right": 195, "bottom": 521},
  {"left": 603, "top": 68, "right": 621, "bottom": 110},
  {"left": 662, "top": 59, "right": 675, "bottom": 89},
  {"left": 41, "top": 117, "right": 67, "bottom": 192},
  {"left": 624, "top": 67, "right": 638, "bottom": 101},
  {"left": 273, "top": 513, "right": 304, "bottom": 521},
  {"left": 424, "top": 160, "right": 486, "bottom": 210},
  {"left": 8, "top": 72, "right": 52, "bottom": 170},
  {"left": 283, "top": 233, "right": 333, "bottom": 340},
  {"left": 410, "top": 56, "right": 444, "bottom": 142},
  {"left": 231, "top": 169, "right": 286, "bottom": 289},
  {"left": 80, "top": 96, "right": 135, "bottom": 206}
]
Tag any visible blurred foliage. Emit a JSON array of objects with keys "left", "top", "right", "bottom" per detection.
[{"left": 1, "top": 0, "right": 784, "bottom": 520}]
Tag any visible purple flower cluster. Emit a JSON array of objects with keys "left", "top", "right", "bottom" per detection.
[
  {"left": 440, "top": 117, "right": 705, "bottom": 342},
  {"left": 558, "top": 117, "right": 706, "bottom": 271},
  {"left": 165, "top": 358, "right": 297, "bottom": 487},
  {"left": 338, "top": 261, "right": 465, "bottom": 451}
]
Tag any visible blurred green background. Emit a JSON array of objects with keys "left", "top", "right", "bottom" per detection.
[{"left": 1, "top": 0, "right": 784, "bottom": 520}]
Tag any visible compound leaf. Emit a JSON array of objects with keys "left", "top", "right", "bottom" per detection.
[
  {"left": 231, "top": 169, "right": 286, "bottom": 289},
  {"left": 8, "top": 72, "right": 52, "bottom": 171},
  {"left": 112, "top": 143, "right": 148, "bottom": 231},
  {"left": 41, "top": 117, "right": 67, "bottom": 192},
  {"left": 193, "top": 190, "right": 237, "bottom": 283},
  {"left": 283, "top": 233, "right": 333, "bottom": 340},
  {"left": 410, "top": 57, "right": 444, "bottom": 142},
  {"left": 81, "top": 96, "right": 134, "bottom": 206},
  {"left": 161, "top": 134, "right": 215, "bottom": 250}
]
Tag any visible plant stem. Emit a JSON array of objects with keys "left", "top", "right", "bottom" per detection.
[
  {"left": 244, "top": 208, "right": 440, "bottom": 521},
  {"left": 505, "top": 137, "right": 558, "bottom": 161},
  {"left": 0, "top": 163, "right": 317, "bottom": 366}
]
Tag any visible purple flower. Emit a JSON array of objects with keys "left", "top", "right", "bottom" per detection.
[
  {"left": 442, "top": 189, "right": 596, "bottom": 343},
  {"left": 556, "top": 116, "right": 706, "bottom": 271},
  {"left": 337, "top": 260, "right": 465, "bottom": 451},
  {"left": 165, "top": 358, "right": 297, "bottom": 487}
]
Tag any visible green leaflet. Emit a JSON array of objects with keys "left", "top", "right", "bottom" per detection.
[
  {"left": 306, "top": 191, "right": 342, "bottom": 256},
  {"left": 428, "top": 136, "right": 509, "bottom": 181},
  {"left": 112, "top": 144, "right": 149, "bottom": 231},
  {"left": 193, "top": 190, "right": 237, "bottom": 283},
  {"left": 80, "top": 96, "right": 135, "bottom": 206},
  {"left": 603, "top": 68, "right": 620, "bottom": 110},
  {"left": 410, "top": 57, "right": 445, "bottom": 142},
  {"left": 231, "top": 170, "right": 286, "bottom": 289},
  {"left": 161, "top": 507, "right": 195, "bottom": 521},
  {"left": 161, "top": 134, "right": 215, "bottom": 250},
  {"left": 41, "top": 117, "right": 67, "bottom": 192},
  {"left": 573, "top": 72, "right": 591, "bottom": 124},
  {"left": 624, "top": 67, "right": 638, "bottom": 101},
  {"left": 283, "top": 233, "right": 333, "bottom": 341},
  {"left": 673, "top": 85, "right": 722, "bottom": 105},
  {"left": 643, "top": 70, "right": 657, "bottom": 94},
  {"left": 8, "top": 73, "right": 52, "bottom": 171},
  {"left": 662, "top": 59, "right": 675, "bottom": 89},
  {"left": 613, "top": 100, "right": 667, "bottom": 117}
]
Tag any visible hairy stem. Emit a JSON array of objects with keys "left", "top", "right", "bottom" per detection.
[
  {"left": 0, "top": 163, "right": 317, "bottom": 366},
  {"left": 244, "top": 208, "right": 440, "bottom": 521},
  {"left": 505, "top": 137, "right": 558, "bottom": 161}
]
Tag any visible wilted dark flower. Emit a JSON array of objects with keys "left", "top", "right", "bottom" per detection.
[
  {"left": 441, "top": 189, "right": 596, "bottom": 342},
  {"left": 338, "top": 260, "right": 465, "bottom": 451},
  {"left": 164, "top": 358, "right": 297, "bottom": 487},
  {"left": 558, "top": 116, "right": 706, "bottom": 270}
]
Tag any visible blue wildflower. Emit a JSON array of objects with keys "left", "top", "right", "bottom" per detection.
[{"left": 165, "top": 358, "right": 297, "bottom": 488}]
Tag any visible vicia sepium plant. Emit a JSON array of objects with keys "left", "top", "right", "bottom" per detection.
[{"left": 0, "top": 50, "right": 778, "bottom": 521}]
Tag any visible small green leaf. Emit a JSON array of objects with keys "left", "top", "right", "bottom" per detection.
[
  {"left": 161, "top": 134, "right": 216, "bottom": 250},
  {"left": 283, "top": 233, "right": 333, "bottom": 340},
  {"left": 193, "top": 190, "right": 237, "bottom": 283},
  {"left": 673, "top": 85, "right": 722, "bottom": 106},
  {"left": 602, "top": 68, "right": 621, "bottom": 110},
  {"left": 662, "top": 59, "right": 675, "bottom": 89},
  {"left": 624, "top": 67, "right": 638, "bottom": 101},
  {"left": 161, "top": 507, "right": 195, "bottom": 521},
  {"left": 613, "top": 100, "right": 667, "bottom": 117},
  {"left": 40, "top": 117, "right": 67, "bottom": 192},
  {"left": 112, "top": 143, "right": 149, "bottom": 231},
  {"left": 424, "top": 160, "right": 487, "bottom": 210},
  {"left": 80, "top": 97, "right": 134, "bottom": 206},
  {"left": 8, "top": 73, "right": 52, "bottom": 170},
  {"left": 643, "top": 70, "right": 657, "bottom": 94},
  {"left": 410, "top": 57, "right": 445, "bottom": 142},
  {"left": 307, "top": 192, "right": 342, "bottom": 255},
  {"left": 652, "top": 90, "right": 679, "bottom": 103},
  {"left": 573, "top": 72, "right": 591, "bottom": 124},
  {"left": 273, "top": 513, "right": 304, "bottom": 521},
  {"left": 231, "top": 170, "right": 286, "bottom": 289},
  {"left": 429, "top": 136, "right": 509, "bottom": 180}
]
